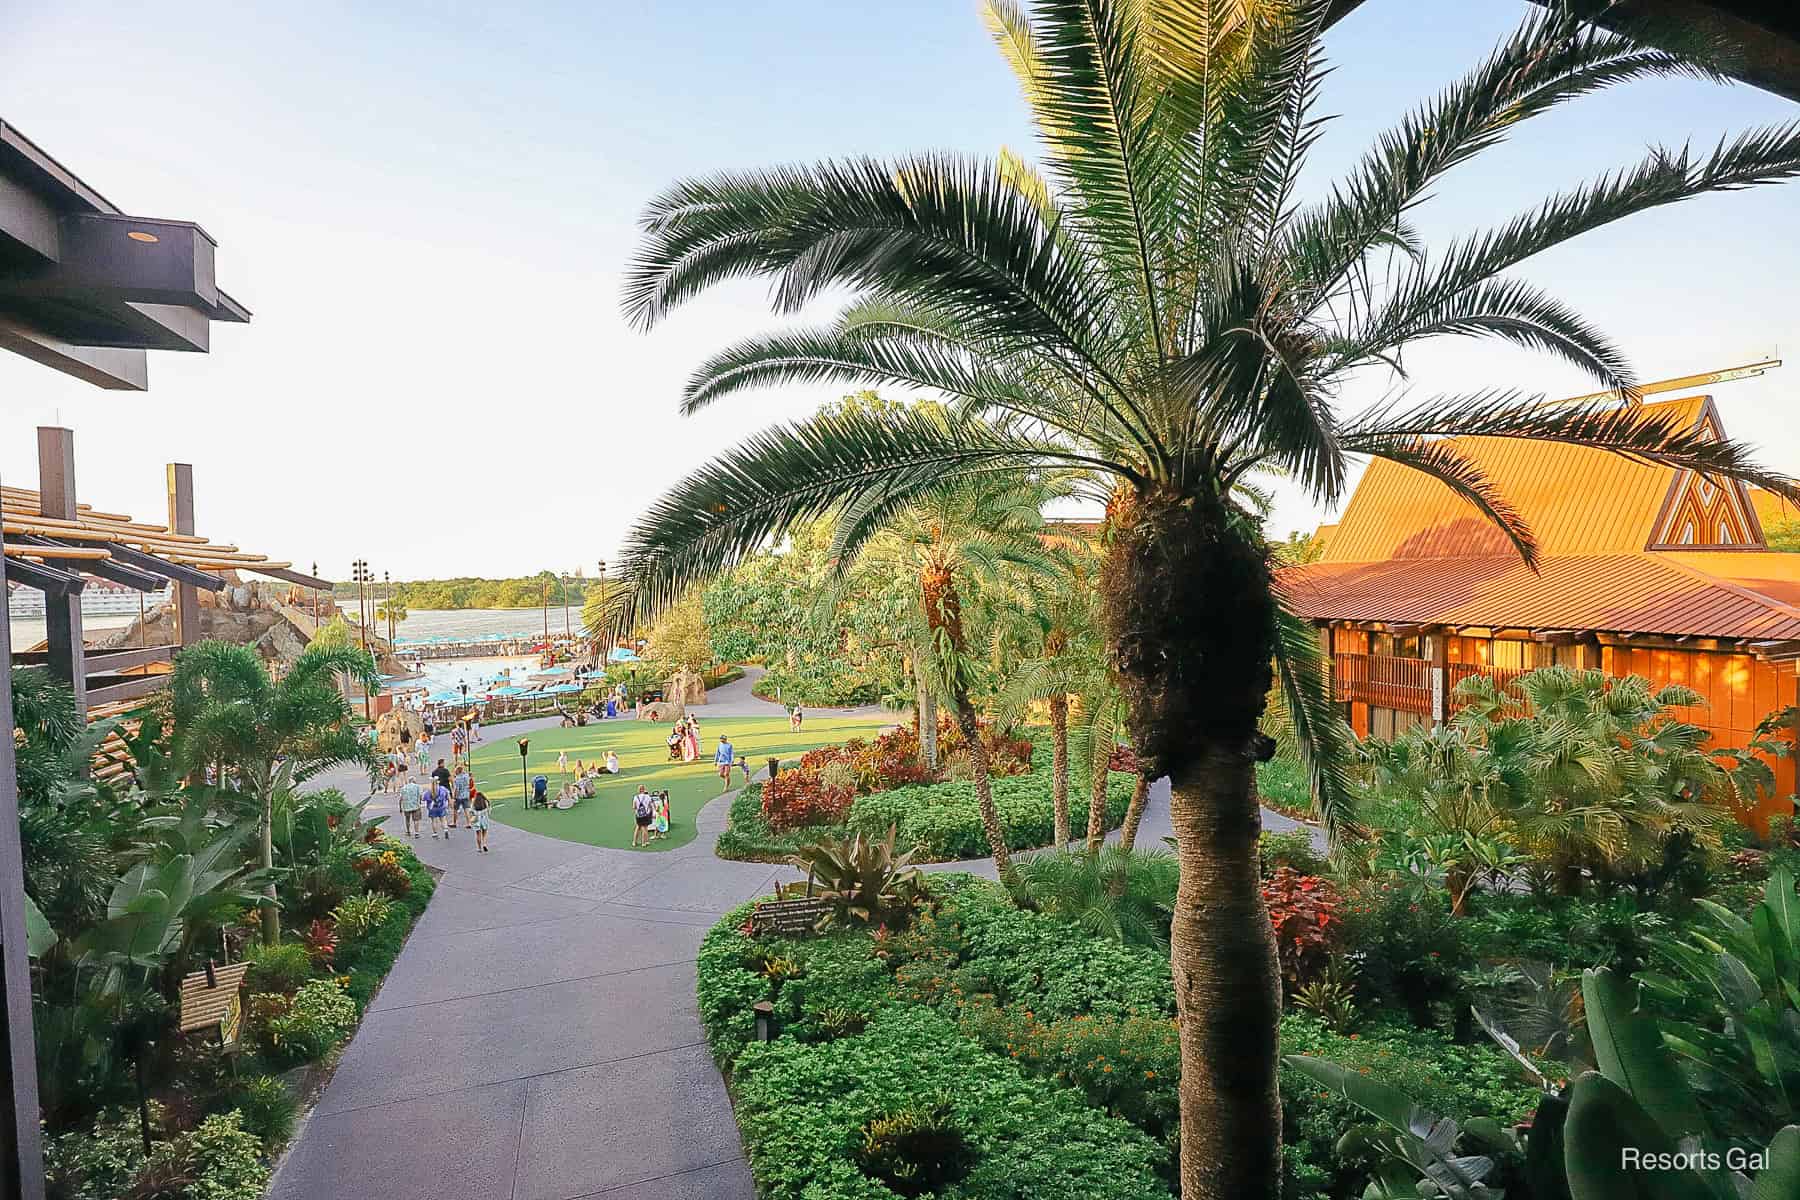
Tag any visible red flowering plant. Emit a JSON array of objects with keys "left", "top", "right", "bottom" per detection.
[
  {"left": 1262, "top": 868, "right": 1343, "bottom": 991},
  {"left": 301, "top": 918, "right": 338, "bottom": 967},
  {"left": 761, "top": 768, "right": 856, "bottom": 830}
]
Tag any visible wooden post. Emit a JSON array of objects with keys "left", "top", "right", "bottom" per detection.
[
  {"left": 37, "top": 427, "right": 87, "bottom": 715},
  {"left": 1429, "top": 629, "right": 1449, "bottom": 727},
  {"left": 167, "top": 463, "right": 201, "bottom": 648},
  {"left": 0, "top": 471, "right": 49, "bottom": 1200}
]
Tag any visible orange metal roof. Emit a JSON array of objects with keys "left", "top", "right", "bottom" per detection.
[
  {"left": 1750, "top": 487, "right": 1800, "bottom": 528},
  {"left": 1664, "top": 551, "right": 1800, "bottom": 610},
  {"left": 1320, "top": 396, "right": 1707, "bottom": 563},
  {"left": 1279, "top": 554, "right": 1800, "bottom": 642}
]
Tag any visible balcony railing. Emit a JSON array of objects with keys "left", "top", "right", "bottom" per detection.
[
  {"left": 1332, "top": 652, "right": 1433, "bottom": 714},
  {"left": 1331, "top": 652, "right": 1537, "bottom": 721}
]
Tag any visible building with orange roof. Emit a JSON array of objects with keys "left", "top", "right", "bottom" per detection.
[{"left": 1278, "top": 391, "right": 1800, "bottom": 831}]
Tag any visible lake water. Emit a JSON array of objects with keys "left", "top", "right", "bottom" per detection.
[{"left": 336, "top": 604, "right": 581, "bottom": 643}]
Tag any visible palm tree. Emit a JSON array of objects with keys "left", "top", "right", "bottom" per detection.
[
  {"left": 169, "top": 640, "right": 379, "bottom": 944},
  {"left": 614, "top": 6, "right": 1800, "bottom": 1193},
  {"left": 993, "top": 548, "right": 1102, "bottom": 846},
  {"left": 824, "top": 471, "right": 1065, "bottom": 873},
  {"left": 375, "top": 596, "right": 408, "bottom": 642}
]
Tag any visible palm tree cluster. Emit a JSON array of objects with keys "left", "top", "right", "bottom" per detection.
[{"left": 613, "top": 4, "right": 1800, "bottom": 1194}]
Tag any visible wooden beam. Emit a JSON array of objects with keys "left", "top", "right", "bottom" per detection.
[
  {"left": 167, "top": 463, "right": 201, "bottom": 648},
  {"left": 83, "top": 674, "right": 168, "bottom": 707},
  {"left": 38, "top": 428, "right": 86, "bottom": 716},
  {"left": 85, "top": 644, "right": 176, "bottom": 674}
]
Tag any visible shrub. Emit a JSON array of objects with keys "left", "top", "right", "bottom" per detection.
[
  {"left": 43, "top": 1108, "right": 148, "bottom": 1200},
  {"left": 254, "top": 978, "right": 357, "bottom": 1065},
  {"left": 1340, "top": 876, "right": 1467, "bottom": 1028},
  {"left": 1259, "top": 827, "right": 1327, "bottom": 878},
  {"left": 1256, "top": 755, "right": 1313, "bottom": 819},
  {"left": 351, "top": 848, "right": 411, "bottom": 898},
  {"left": 731, "top": 1007, "right": 1170, "bottom": 1200},
  {"left": 762, "top": 768, "right": 854, "bottom": 831},
  {"left": 335, "top": 839, "right": 435, "bottom": 1011},
  {"left": 855, "top": 1093, "right": 976, "bottom": 1197},
  {"left": 243, "top": 941, "right": 314, "bottom": 994},
  {"left": 1262, "top": 869, "right": 1343, "bottom": 990},
  {"left": 791, "top": 826, "right": 927, "bottom": 930},
  {"left": 330, "top": 892, "right": 393, "bottom": 943},
  {"left": 182, "top": 1111, "right": 270, "bottom": 1200},
  {"left": 224, "top": 1075, "right": 296, "bottom": 1151}
]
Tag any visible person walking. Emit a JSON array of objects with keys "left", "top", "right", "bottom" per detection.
[
  {"left": 432, "top": 758, "right": 452, "bottom": 790},
  {"left": 557, "top": 748, "right": 569, "bottom": 781},
  {"left": 714, "top": 735, "right": 735, "bottom": 794},
  {"left": 450, "top": 722, "right": 467, "bottom": 763},
  {"left": 471, "top": 714, "right": 482, "bottom": 743},
  {"left": 471, "top": 789, "right": 491, "bottom": 852},
  {"left": 398, "top": 768, "right": 423, "bottom": 837},
  {"left": 789, "top": 704, "right": 803, "bottom": 732},
  {"left": 425, "top": 778, "right": 449, "bottom": 838},
  {"left": 450, "top": 763, "right": 472, "bottom": 828}
]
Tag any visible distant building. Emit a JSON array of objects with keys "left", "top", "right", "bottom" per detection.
[{"left": 1279, "top": 393, "right": 1800, "bottom": 831}]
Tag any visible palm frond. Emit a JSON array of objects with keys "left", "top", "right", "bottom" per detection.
[
  {"left": 1343, "top": 392, "right": 1800, "bottom": 505},
  {"left": 1351, "top": 435, "right": 1539, "bottom": 567},
  {"left": 1271, "top": 603, "right": 1360, "bottom": 846},
  {"left": 617, "top": 405, "right": 1127, "bottom": 626}
]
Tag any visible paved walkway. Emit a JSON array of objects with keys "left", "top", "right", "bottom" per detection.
[{"left": 271, "top": 683, "right": 1317, "bottom": 1200}]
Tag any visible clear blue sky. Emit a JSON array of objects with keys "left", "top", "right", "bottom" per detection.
[{"left": 2, "top": 1, "right": 1795, "bottom": 578}]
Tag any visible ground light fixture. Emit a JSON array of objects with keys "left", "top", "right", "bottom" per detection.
[{"left": 518, "top": 737, "right": 530, "bottom": 807}]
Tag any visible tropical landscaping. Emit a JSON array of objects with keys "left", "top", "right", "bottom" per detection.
[
  {"left": 18, "top": 641, "right": 429, "bottom": 1200},
  {"left": 605, "top": 1, "right": 1800, "bottom": 1197}
]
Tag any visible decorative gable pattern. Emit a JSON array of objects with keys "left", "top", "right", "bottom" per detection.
[{"left": 1647, "top": 403, "right": 1764, "bottom": 549}]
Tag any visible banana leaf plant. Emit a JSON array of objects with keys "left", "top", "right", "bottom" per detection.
[
  {"left": 1284, "top": 1053, "right": 1519, "bottom": 1199},
  {"left": 1636, "top": 867, "right": 1800, "bottom": 1136},
  {"left": 1565, "top": 966, "right": 1799, "bottom": 1200},
  {"left": 790, "top": 824, "right": 927, "bottom": 930}
]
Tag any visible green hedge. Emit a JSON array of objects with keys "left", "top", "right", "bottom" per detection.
[
  {"left": 733, "top": 1007, "right": 1171, "bottom": 1200},
  {"left": 718, "top": 743, "right": 1135, "bottom": 863}
]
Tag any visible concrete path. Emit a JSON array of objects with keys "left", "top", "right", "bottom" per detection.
[{"left": 271, "top": 692, "right": 1318, "bottom": 1200}]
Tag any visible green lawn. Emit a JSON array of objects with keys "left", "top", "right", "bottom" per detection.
[{"left": 465, "top": 714, "right": 891, "bottom": 850}]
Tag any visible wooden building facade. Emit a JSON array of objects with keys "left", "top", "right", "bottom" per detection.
[{"left": 1279, "top": 393, "right": 1800, "bottom": 832}]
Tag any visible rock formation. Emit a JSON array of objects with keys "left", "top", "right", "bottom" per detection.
[{"left": 665, "top": 666, "right": 707, "bottom": 707}]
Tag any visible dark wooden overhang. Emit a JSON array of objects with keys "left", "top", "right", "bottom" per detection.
[{"left": 0, "top": 119, "right": 250, "bottom": 390}]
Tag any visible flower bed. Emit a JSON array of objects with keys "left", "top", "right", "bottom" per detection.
[
  {"left": 699, "top": 875, "right": 1540, "bottom": 1200},
  {"left": 719, "top": 738, "right": 1135, "bottom": 862},
  {"left": 42, "top": 830, "right": 435, "bottom": 1200}
]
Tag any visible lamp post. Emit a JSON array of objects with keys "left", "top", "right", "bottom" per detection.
[
  {"left": 383, "top": 570, "right": 391, "bottom": 641},
  {"left": 562, "top": 573, "right": 572, "bottom": 642},
  {"left": 541, "top": 577, "right": 549, "bottom": 642},
  {"left": 596, "top": 559, "right": 609, "bottom": 669},
  {"left": 351, "top": 559, "right": 373, "bottom": 720},
  {"left": 518, "top": 737, "right": 531, "bottom": 808},
  {"left": 311, "top": 561, "right": 319, "bottom": 626}
]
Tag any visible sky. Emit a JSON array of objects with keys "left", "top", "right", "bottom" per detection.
[{"left": 2, "top": 1, "right": 1796, "bottom": 582}]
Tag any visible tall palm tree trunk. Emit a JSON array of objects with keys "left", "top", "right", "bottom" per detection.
[
  {"left": 1119, "top": 773, "right": 1150, "bottom": 851},
  {"left": 921, "top": 563, "right": 1008, "bottom": 873},
  {"left": 951, "top": 690, "right": 1009, "bottom": 877},
  {"left": 915, "top": 659, "right": 939, "bottom": 771},
  {"left": 1084, "top": 748, "right": 1110, "bottom": 852},
  {"left": 1049, "top": 692, "right": 1070, "bottom": 846},
  {"left": 1104, "top": 486, "right": 1282, "bottom": 1199}
]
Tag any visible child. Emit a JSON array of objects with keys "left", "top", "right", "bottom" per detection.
[
  {"left": 471, "top": 790, "right": 491, "bottom": 852},
  {"left": 654, "top": 790, "right": 670, "bottom": 840}
]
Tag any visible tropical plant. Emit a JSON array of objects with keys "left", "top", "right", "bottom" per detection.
[
  {"left": 330, "top": 893, "right": 394, "bottom": 944},
  {"left": 1450, "top": 668, "right": 1746, "bottom": 894},
  {"left": 790, "top": 825, "right": 928, "bottom": 929},
  {"left": 374, "top": 596, "right": 407, "bottom": 642},
  {"left": 1638, "top": 867, "right": 1800, "bottom": 1138},
  {"left": 993, "top": 542, "right": 1105, "bottom": 846},
  {"left": 1011, "top": 845, "right": 1178, "bottom": 950},
  {"left": 613, "top": 4, "right": 1800, "bottom": 1191},
  {"left": 816, "top": 471, "right": 1069, "bottom": 871},
  {"left": 1285, "top": 1052, "right": 1525, "bottom": 1199},
  {"left": 170, "top": 639, "right": 379, "bottom": 943}
]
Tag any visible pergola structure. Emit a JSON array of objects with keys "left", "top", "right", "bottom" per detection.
[
  {"left": 2, "top": 121, "right": 255, "bottom": 1200},
  {"left": 3, "top": 427, "right": 331, "bottom": 713}
]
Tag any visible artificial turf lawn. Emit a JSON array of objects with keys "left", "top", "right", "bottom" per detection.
[{"left": 464, "top": 714, "right": 891, "bottom": 851}]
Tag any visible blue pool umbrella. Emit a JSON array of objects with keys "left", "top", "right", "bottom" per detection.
[
  {"left": 488, "top": 685, "right": 527, "bottom": 697},
  {"left": 543, "top": 683, "right": 582, "bottom": 695},
  {"left": 608, "top": 647, "right": 639, "bottom": 662}
]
